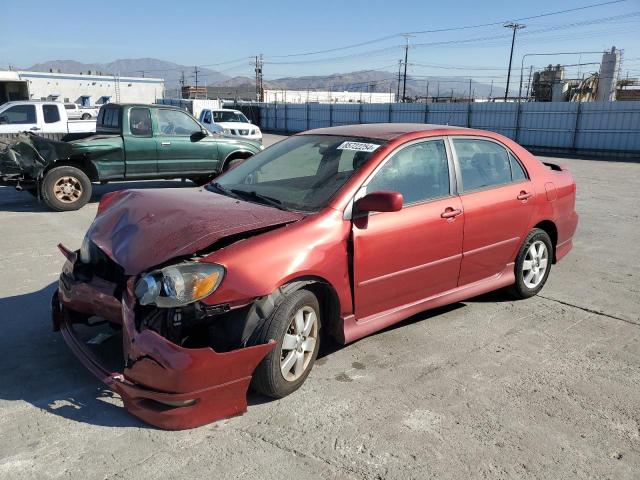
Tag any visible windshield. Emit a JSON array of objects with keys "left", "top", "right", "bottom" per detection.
[
  {"left": 213, "top": 111, "right": 249, "bottom": 123},
  {"left": 209, "top": 135, "right": 385, "bottom": 212}
]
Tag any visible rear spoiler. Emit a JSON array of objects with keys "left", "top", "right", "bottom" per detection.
[{"left": 542, "top": 161, "right": 567, "bottom": 172}]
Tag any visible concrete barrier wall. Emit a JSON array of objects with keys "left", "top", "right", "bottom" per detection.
[{"left": 256, "top": 101, "right": 640, "bottom": 155}]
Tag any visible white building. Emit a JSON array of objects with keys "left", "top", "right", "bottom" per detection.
[
  {"left": 0, "top": 70, "right": 164, "bottom": 105},
  {"left": 264, "top": 89, "right": 395, "bottom": 104}
]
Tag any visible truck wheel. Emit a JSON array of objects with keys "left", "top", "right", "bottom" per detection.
[
  {"left": 81, "top": 113, "right": 91, "bottom": 120},
  {"left": 223, "top": 157, "right": 245, "bottom": 172},
  {"left": 250, "top": 289, "right": 321, "bottom": 398},
  {"left": 41, "top": 166, "right": 92, "bottom": 211}
]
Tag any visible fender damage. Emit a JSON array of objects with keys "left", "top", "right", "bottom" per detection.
[{"left": 53, "top": 189, "right": 304, "bottom": 429}]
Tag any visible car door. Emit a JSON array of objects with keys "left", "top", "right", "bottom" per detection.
[
  {"left": 124, "top": 106, "right": 157, "bottom": 178},
  {"left": 40, "top": 104, "right": 66, "bottom": 133},
  {"left": 154, "top": 108, "right": 218, "bottom": 175},
  {"left": 0, "top": 104, "right": 38, "bottom": 133},
  {"left": 450, "top": 136, "right": 535, "bottom": 286},
  {"left": 352, "top": 138, "right": 464, "bottom": 320}
]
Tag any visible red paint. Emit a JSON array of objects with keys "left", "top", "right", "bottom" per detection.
[{"left": 54, "top": 124, "right": 578, "bottom": 429}]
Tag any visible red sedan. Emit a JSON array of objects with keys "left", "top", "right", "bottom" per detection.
[{"left": 53, "top": 124, "right": 578, "bottom": 429}]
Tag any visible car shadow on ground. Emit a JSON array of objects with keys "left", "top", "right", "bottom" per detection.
[
  {"left": 0, "top": 180, "right": 198, "bottom": 213},
  {"left": 0, "top": 282, "right": 150, "bottom": 429}
]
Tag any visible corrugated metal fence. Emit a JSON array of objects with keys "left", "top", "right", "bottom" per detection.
[{"left": 254, "top": 101, "right": 640, "bottom": 155}]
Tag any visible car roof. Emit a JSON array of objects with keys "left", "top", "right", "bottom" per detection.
[{"left": 300, "top": 123, "right": 473, "bottom": 141}]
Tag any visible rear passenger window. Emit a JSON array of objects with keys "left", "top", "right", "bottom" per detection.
[
  {"left": 129, "top": 108, "right": 152, "bottom": 136},
  {"left": 509, "top": 152, "right": 528, "bottom": 182},
  {"left": 43, "top": 105, "right": 61, "bottom": 123},
  {"left": 366, "top": 140, "right": 450, "bottom": 205},
  {"left": 453, "top": 139, "right": 513, "bottom": 191}
]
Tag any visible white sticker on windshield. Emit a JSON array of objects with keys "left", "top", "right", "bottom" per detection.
[{"left": 337, "top": 141, "right": 380, "bottom": 153}]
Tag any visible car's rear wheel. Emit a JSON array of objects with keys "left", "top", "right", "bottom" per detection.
[
  {"left": 41, "top": 166, "right": 92, "bottom": 211},
  {"left": 509, "top": 228, "right": 553, "bottom": 299},
  {"left": 81, "top": 113, "right": 91, "bottom": 120},
  {"left": 250, "top": 289, "right": 321, "bottom": 398}
]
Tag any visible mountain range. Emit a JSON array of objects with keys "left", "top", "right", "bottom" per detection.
[{"left": 25, "top": 58, "right": 505, "bottom": 99}]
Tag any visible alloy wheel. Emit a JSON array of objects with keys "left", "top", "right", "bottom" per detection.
[
  {"left": 280, "top": 305, "right": 318, "bottom": 382},
  {"left": 522, "top": 240, "right": 549, "bottom": 289},
  {"left": 53, "top": 176, "right": 83, "bottom": 203}
]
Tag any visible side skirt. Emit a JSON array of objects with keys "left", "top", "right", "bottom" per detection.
[{"left": 341, "top": 263, "right": 515, "bottom": 344}]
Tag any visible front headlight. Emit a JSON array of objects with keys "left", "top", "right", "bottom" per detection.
[
  {"left": 134, "top": 262, "right": 225, "bottom": 308},
  {"left": 223, "top": 128, "right": 231, "bottom": 134}
]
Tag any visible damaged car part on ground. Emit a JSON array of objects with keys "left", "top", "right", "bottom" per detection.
[
  {"left": 0, "top": 103, "right": 262, "bottom": 211},
  {"left": 52, "top": 124, "right": 578, "bottom": 429}
]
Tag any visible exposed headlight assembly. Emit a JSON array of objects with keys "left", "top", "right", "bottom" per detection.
[
  {"left": 79, "top": 235, "right": 93, "bottom": 263},
  {"left": 134, "top": 262, "right": 225, "bottom": 308}
]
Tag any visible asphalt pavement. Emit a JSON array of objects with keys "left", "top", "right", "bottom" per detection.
[{"left": 0, "top": 133, "right": 638, "bottom": 479}]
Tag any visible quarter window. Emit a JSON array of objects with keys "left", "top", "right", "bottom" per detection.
[
  {"left": 366, "top": 140, "right": 450, "bottom": 205},
  {"left": 157, "top": 109, "right": 200, "bottom": 136},
  {"left": 129, "top": 108, "right": 152, "bottom": 136},
  {"left": 42, "top": 104, "right": 60, "bottom": 124},
  {"left": 453, "top": 139, "right": 514, "bottom": 191},
  {"left": 1, "top": 105, "right": 36, "bottom": 124},
  {"left": 509, "top": 152, "right": 528, "bottom": 182}
]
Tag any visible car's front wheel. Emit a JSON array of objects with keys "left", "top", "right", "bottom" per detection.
[
  {"left": 41, "top": 165, "right": 92, "bottom": 211},
  {"left": 509, "top": 228, "right": 553, "bottom": 299},
  {"left": 251, "top": 289, "right": 321, "bottom": 398}
]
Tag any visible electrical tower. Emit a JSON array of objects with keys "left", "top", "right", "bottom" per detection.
[
  {"left": 194, "top": 66, "right": 201, "bottom": 99},
  {"left": 255, "top": 54, "right": 264, "bottom": 102}
]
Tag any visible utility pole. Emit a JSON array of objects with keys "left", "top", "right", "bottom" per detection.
[
  {"left": 425, "top": 81, "right": 429, "bottom": 102},
  {"left": 255, "top": 54, "right": 264, "bottom": 102},
  {"left": 194, "top": 66, "right": 200, "bottom": 99},
  {"left": 525, "top": 65, "right": 533, "bottom": 101},
  {"left": 503, "top": 22, "right": 526, "bottom": 101},
  {"left": 468, "top": 78, "right": 472, "bottom": 101},
  {"left": 180, "top": 71, "right": 185, "bottom": 99},
  {"left": 396, "top": 59, "right": 402, "bottom": 103},
  {"left": 401, "top": 34, "right": 414, "bottom": 103},
  {"left": 489, "top": 79, "right": 494, "bottom": 100}
]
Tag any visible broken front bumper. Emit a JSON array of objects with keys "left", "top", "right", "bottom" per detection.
[{"left": 52, "top": 249, "right": 275, "bottom": 430}]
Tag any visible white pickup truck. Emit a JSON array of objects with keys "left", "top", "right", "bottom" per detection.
[
  {"left": 64, "top": 103, "right": 99, "bottom": 120},
  {"left": 0, "top": 101, "right": 96, "bottom": 134}
]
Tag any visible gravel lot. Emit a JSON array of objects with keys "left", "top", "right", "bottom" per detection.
[{"left": 0, "top": 133, "right": 638, "bottom": 479}]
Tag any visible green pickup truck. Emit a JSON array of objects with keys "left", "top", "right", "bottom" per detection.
[{"left": 0, "top": 103, "right": 262, "bottom": 211}]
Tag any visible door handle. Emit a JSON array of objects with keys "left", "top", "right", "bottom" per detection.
[
  {"left": 441, "top": 207, "right": 462, "bottom": 219},
  {"left": 161, "top": 141, "right": 171, "bottom": 146},
  {"left": 517, "top": 191, "right": 533, "bottom": 201},
  {"left": 30, "top": 127, "right": 41, "bottom": 131}
]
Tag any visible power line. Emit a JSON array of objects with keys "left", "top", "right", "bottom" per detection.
[{"left": 266, "top": 0, "right": 628, "bottom": 58}]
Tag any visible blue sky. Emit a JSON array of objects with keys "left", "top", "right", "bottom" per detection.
[{"left": 1, "top": 0, "right": 639, "bottom": 88}]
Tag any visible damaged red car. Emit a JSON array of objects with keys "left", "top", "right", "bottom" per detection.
[{"left": 52, "top": 124, "right": 578, "bottom": 429}]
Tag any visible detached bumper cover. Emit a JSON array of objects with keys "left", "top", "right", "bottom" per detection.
[{"left": 52, "top": 258, "right": 275, "bottom": 430}]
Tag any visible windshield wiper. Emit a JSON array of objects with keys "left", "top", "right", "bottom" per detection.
[
  {"left": 229, "top": 188, "right": 287, "bottom": 210},
  {"left": 209, "top": 182, "right": 241, "bottom": 199}
]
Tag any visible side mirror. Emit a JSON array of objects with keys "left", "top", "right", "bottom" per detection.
[
  {"left": 191, "top": 130, "right": 208, "bottom": 141},
  {"left": 354, "top": 191, "right": 403, "bottom": 214}
]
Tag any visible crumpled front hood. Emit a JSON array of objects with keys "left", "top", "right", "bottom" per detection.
[{"left": 88, "top": 188, "right": 303, "bottom": 275}]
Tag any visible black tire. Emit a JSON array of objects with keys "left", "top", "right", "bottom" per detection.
[
  {"left": 190, "top": 175, "right": 214, "bottom": 186},
  {"left": 251, "top": 289, "right": 321, "bottom": 398},
  {"left": 223, "top": 157, "right": 246, "bottom": 172},
  {"left": 508, "top": 228, "right": 553, "bottom": 299},
  {"left": 41, "top": 165, "right": 92, "bottom": 211},
  {"left": 81, "top": 113, "right": 91, "bottom": 120}
]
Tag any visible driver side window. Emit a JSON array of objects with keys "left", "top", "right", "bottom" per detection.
[
  {"left": 157, "top": 109, "right": 200, "bottom": 136},
  {"left": 366, "top": 140, "right": 450, "bottom": 205}
]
